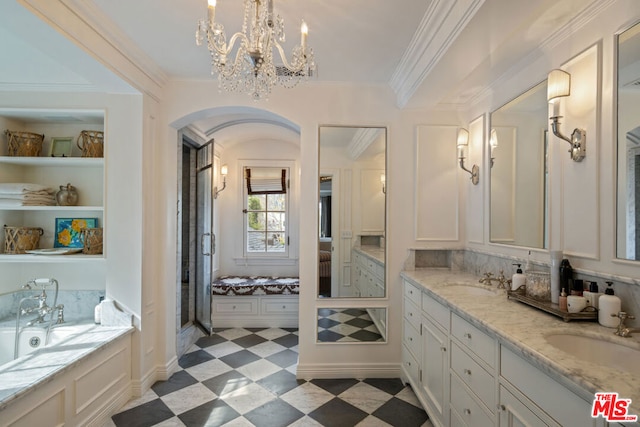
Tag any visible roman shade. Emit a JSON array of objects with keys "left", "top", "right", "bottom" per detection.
[{"left": 245, "top": 167, "right": 287, "bottom": 195}]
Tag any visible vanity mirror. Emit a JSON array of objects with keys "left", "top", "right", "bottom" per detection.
[
  {"left": 318, "top": 126, "right": 386, "bottom": 298},
  {"left": 490, "top": 81, "right": 549, "bottom": 249},
  {"left": 616, "top": 21, "right": 640, "bottom": 261}
]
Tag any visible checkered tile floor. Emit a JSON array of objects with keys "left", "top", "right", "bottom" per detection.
[
  {"left": 317, "top": 308, "right": 384, "bottom": 343},
  {"left": 105, "top": 327, "right": 430, "bottom": 427}
]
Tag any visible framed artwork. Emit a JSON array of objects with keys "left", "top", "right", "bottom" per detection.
[
  {"left": 50, "top": 137, "right": 73, "bottom": 157},
  {"left": 54, "top": 217, "right": 98, "bottom": 248}
]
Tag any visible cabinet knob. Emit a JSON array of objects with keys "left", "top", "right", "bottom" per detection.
[
  {"left": 464, "top": 368, "right": 472, "bottom": 376},
  {"left": 407, "top": 361, "right": 411, "bottom": 366},
  {"left": 497, "top": 404, "right": 506, "bottom": 412},
  {"left": 464, "top": 332, "right": 472, "bottom": 339},
  {"left": 409, "top": 337, "right": 413, "bottom": 342},
  {"left": 232, "top": 305, "right": 236, "bottom": 309},
  {"left": 282, "top": 305, "right": 286, "bottom": 309},
  {"left": 463, "top": 409, "right": 471, "bottom": 415},
  {"left": 440, "top": 346, "right": 447, "bottom": 352}
]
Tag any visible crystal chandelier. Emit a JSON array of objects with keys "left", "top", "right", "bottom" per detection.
[{"left": 196, "top": 0, "right": 316, "bottom": 100}]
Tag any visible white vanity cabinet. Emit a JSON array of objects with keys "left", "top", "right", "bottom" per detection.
[
  {"left": 352, "top": 248, "right": 384, "bottom": 298},
  {"left": 402, "top": 277, "right": 606, "bottom": 427}
]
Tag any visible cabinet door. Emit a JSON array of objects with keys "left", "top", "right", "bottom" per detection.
[
  {"left": 421, "top": 315, "right": 448, "bottom": 424},
  {"left": 499, "top": 385, "right": 559, "bottom": 427}
]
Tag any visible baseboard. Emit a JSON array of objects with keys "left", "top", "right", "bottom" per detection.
[
  {"left": 211, "top": 316, "right": 299, "bottom": 329},
  {"left": 296, "top": 362, "right": 402, "bottom": 380},
  {"left": 131, "top": 356, "right": 178, "bottom": 398}
]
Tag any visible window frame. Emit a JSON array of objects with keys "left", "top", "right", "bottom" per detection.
[{"left": 242, "top": 165, "right": 290, "bottom": 258}]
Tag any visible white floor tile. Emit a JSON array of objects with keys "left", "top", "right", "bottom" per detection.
[
  {"left": 356, "top": 415, "right": 393, "bottom": 426},
  {"left": 216, "top": 328, "right": 252, "bottom": 341},
  {"left": 255, "top": 328, "right": 290, "bottom": 340},
  {"left": 221, "top": 416, "right": 255, "bottom": 426},
  {"left": 338, "top": 382, "right": 393, "bottom": 413},
  {"left": 287, "top": 415, "right": 325, "bottom": 426},
  {"left": 154, "top": 416, "right": 187, "bottom": 426},
  {"left": 161, "top": 383, "right": 217, "bottom": 415},
  {"left": 236, "top": 358, "right": 282, "bottom": 381},
  {"left": 396, "top": 385, "right": 423, "bottom": 408},
  {"left": 117, "top": 387, "right": 160, "bottom": 412},
  {"left": 246, "top": 340, "right": 288, "bottom": 358},
  {"left": 203, "top": 340, "right": 244, "bottom": 358},
  {"left": 280, "top": 382, "right": 335, "bottom": 414},
  {"left": 220, "top": 382, "right": 276, "bottom": 414},
  {"left": 185, "top": 358, "right": 233, "bottom": 382}
]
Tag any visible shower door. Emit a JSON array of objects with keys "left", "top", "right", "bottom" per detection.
[{"left": 196, "top": 140, "right": 215, "bottom": 334}]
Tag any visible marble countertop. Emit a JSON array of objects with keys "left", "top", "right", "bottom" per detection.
[
  {"left": 354, "top": 245, "right": 385, "bottom": 265},
  {"left": 0, "top": 320, "right": 133, "bottom": 410},
  {"left": 401, "top": 269, "right": 640, "bottom": 416}
]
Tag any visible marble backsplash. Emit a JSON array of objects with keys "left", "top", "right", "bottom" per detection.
[
  {"left": 0, "top": 290, "right": 105, "bottom": 322},
  {"left": 407, "top": 248, "right": 640, "bottom": 328}
]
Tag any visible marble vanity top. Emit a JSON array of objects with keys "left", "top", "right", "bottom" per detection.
[
  {"left": 354, "top": 245, "right": 385, "bottom": 265},
  {"left": 401, "top": 269, "right": 640, "bottom": 417}
]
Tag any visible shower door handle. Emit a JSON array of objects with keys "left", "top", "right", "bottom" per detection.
[{"left": 201, "top": 232, "right": 211, "bottom": 256}]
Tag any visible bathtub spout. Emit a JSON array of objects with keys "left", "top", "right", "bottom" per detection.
[{"left": 15, "top": 278, "right": 60, "bottom": 359}]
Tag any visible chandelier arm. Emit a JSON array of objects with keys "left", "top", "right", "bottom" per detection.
[{"left": 272, "top": 40, "right": 306, "bottom": 72}]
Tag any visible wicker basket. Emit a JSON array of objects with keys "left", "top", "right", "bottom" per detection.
[
  {"left": 77, "top": 130, "right": 104, "bottom": 158},
  {"left": 4, "top": 130, "right": 45, "bottom": 157},
  {"left": 3, "top": 225, "right": 43, "bottom": 254},
  {"left": 80, "top": 227, "right": 103, "bottom": 254}
]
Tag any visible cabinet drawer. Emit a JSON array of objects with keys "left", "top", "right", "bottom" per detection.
[
  {"left": 500, "top": 346, "right": 596, "bottom": 427},
  {"left": 402, "top": 344, "right": 420, "bottom": 382},
  {"left": 213, "top": 298, "right": 258, "bottom": 314},
  {"left": 450, "top": 374, "right": 493, "bottom": 427},
  {"left": 404, "top": 297, "right": 421, "bottom": 330},
  {"left": 422, "top": 293, "right": 449, "bottom": 330},
  {"left": 451, "top": 342, "right": 495, "bottom": 410},
  {"left": 261, "top": 299, "right": 299, "bottom": 315},
  {"left": 404, "top": 280, "right": 421, "bottom": 301},
  {"left": 403, "top": 318, "right": 420, "bottom": 360},
  {"left": 451, "top": 314, "right": 495, "bottom": 366}
]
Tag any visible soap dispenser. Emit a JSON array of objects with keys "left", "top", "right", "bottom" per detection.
[
  {"left": 511, "top": 264, "right": 525, "bottom": 291},
  {"left": 598, "top": 282, "right": 621, "bottom": 328}
]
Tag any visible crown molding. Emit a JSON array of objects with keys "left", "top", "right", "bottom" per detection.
[
  {"left": 0, "top": 82, "right": 102, "bottom": 93},
  {"left": 19, "top": 0, "right": 166, "bottom": 101},
  {"left": 347, "top": 127, "right": 382, "bottom": 160},
  {"left": 389, "top": 0, "right": 486, "bottom": 109}
]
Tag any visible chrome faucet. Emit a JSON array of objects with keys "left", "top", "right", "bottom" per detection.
[
  {"left": 612, "top": 311, "right": 639, "bottom": 337},
  {"left": 479, "top": 270, "right": 509, "bottom": 289}
]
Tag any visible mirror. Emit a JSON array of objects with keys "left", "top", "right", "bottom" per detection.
[
  {"left": 617, "top": 21, "right": 640, "bottom": 261},
  {"left": 317, "top": 307, "right": 387, "bottom": 342},
  {"left": 490, "top": 81, "right": 549, "bottom": 249},
  {"left": 318, "top": 126, "right": 386, "bottom": 298}
]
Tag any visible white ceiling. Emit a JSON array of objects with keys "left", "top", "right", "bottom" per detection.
[{"left": 0, "top": 0, "right": 602, "bottom": 145}]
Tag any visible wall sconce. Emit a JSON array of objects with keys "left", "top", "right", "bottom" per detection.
[
  {"left": 214, "top": 164, "right": 228, "bottom": 199},
  {"left": 547, "top": 69, "right": 586, "bottom": 162},
  {"left": 457, "top": 128, "right": 479, "bottom": 185},
  {"left": 380, "top": 173, "right": 386, "bottom": 194},
  {"left": 489, "top": 128, "right": 498, "bottom": 168}
]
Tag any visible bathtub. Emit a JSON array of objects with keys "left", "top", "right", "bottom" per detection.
[
  {"left": 0, "top": 323, "right": 81, "bottom": 366},
  {"left": 0, "top": 319, "right": 133, "bottom": 424}
]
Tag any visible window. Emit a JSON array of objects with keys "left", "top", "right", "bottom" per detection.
[{"left": 244, "top": 167, "right": 289, "bottom": 255}]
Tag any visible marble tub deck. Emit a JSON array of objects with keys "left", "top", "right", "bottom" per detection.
[
  {"left": 0, "top": 319, "right": 133, "bottom": 410},
  {"left": 401, "top": 269, "right": 640, "bottom": 417}
]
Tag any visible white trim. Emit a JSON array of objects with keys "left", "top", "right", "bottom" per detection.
[{"left": 296, "top": 363, "right": 401, "bottom": 380}]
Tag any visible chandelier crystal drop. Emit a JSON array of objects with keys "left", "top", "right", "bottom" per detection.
[{"left": 196, "top": 0, "right": 316, "bottom": 100}]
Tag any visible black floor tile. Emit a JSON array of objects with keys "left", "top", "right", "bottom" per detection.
[
  {"left": 257, "top": 370, "right": 304, "bottom": 396},
  {"left": 272, "top": 333, "right": 298, "bottom": 348},
  {"left": 178, "top": 349, "right": 216, "bottom": 369},
  {"left": 232, "top": 333, "right": 268, "bottom": 348},
  {"left": 151, "top": 370, "right": 199, "bottom": 397},
  {"left": 342, "top": 308, "right": 367, "bottom": 317},
  {"left": 309, "top": 398, "right": 368, "bottom": 427},
  {"left": 244, "top": 398, "right": 305, "bottom": 427},
  {"left": 112, "top": 398, "right": 174, "bottom": 427},
  {"left": 218, "top": 349, "right": 261, "bottom": 368},
  {"left": 202, "top": 370, "right": 251, "bottom": 396},
  {"left": 373, "top": 397, "right": 430, "bottom": 427},
  {"left": 195, "top": 334, "right": 227, "bottom": 349},
  {"left": 316, "top": 329, "right": 344, "bottom": 342},
  {"left": 310, "top": 378, "right": 360, "bottom": 396},
  {"left": 364, "top": 378, "right": 407, "bottom": 396},
  {"left": 317, "top": 308, "right": 337, "bottom": 317},
  {"left": 177, "top": 398, "right": 240, "bottom": 426},
  {"left": 349, "top": 329, "right": 383, "bottom": 342},
  {"left": 266, "top": 349, "right": 298, "bottom": 368},
  {"left": 345, "top": 317, "right": 374, "bottom": 328},
  {"left": 317, "top": 317, "right": 340, "bottom": 329}
]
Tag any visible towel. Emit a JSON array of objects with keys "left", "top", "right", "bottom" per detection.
[
  {"left": 0, "top": 196, "right": 55, "bottom": 207},
  {"left": 0, "top": 183, "right": 53, "bottom": 195}
]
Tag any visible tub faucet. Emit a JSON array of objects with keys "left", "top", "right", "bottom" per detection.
[{"left": 612, "top": 311, "right": 639, "bottom": 337}]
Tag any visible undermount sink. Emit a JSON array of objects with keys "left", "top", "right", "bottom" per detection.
[
  {"left": 443, "top": 284, "right": 498, "bottom": 296},
  {"left": 545, "top": 333, "right": 640, "bottom": 376}
]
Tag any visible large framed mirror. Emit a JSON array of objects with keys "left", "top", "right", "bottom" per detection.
[
  {"left": 489, "top": 81, "right": 549, "bottom": 249},
  {"left": 318, "top": 126, "right": 386, "bottom": 298},
  {"left": 617, "top": 21, "right": 640, "bottom": 261}
]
